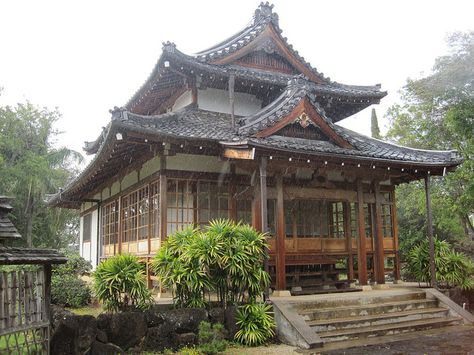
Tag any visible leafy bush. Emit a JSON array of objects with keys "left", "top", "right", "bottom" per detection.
[
  {"left": 234, "top": 302, "right": 275, "bottom": 346},
  {"left": 197, "top": 321, "right": 227, "bottom": 355},
  {"left": 51, "top": 274, "right": 91, "bottom": 307},
  {"left": 93, "top": 254, "right": 152, "bottom": 312},
  {"left": 51, "top": 253, "right": 92, "bottom": 308},
  {"left": 152, "top": 219, "right": 270, "bottom": 308},
  {"left": 407, "top": 238, "right": 474, "bottom": 290}
]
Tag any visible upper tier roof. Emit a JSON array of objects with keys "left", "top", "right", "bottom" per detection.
[{"left": 125, "top": 3, "right": 387, "bottom": 121}]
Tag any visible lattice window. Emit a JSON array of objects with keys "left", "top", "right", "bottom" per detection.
[
  {"left": 284, "top": 200, "right": 329, "bottom": 238},
  {"left": 102, "top": 200, "right": 118, "bottom": 246},
  {"left": 235, "top": 185, "right": 252, "bottom": 225},
  {"left": 382, "top": 203, "right": 393, "bottom": 238},
  {"left": 197, "top": 181, "right": 229, "bottom": 228},
  {"left": 121, "top": 189, "right": 138, "bottom": 243},
  {"left": 137, "top": 186, "right": 149, "bottom": 240},
  {"left": 150, "top": 180, "right": 160, "bottom": 238},
  {"left": 330, "top": 202, "right": 345, "bottom": 238},
  {"left": 167, "top": 179, "right": 196, "bottom": 234}
]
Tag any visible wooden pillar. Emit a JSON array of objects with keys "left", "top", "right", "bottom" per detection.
[
  {"left": 356, "top": 180, "right": 368, "bottom": 285},
  {"left": 252, "top": 180, "right": 262, "bottom": 232},
  {"left": 275, "top": 175, "right": 286, "bottom": 290},
  {"left": 343, "top": 202, "right": 354, "bottom": 282},
  {"left": 259, "top": 157, "right": 268, "bottom": 233},
  {"left": 117, "top": 196, "right": 122, "bottom": 254},
  {"left": 391, "top": 189, "right": 401, "bottom": 280},
  {"left": 373, "top": 181, "right": 386, "bottom": 284},
  {"left": 43, "top": 264, "right": 52, "bottom": 354},
  {"left": 425, "top": 175, "right": 437, "bottom": 289},
  {"left": 159, "top": 156, "right": 167, "bottom": 241},
  {"left": 228, "top": 164, "right": 237, "bottom": 221}
]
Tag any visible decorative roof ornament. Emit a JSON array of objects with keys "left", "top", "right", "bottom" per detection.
[
  {"left": 162, "top": 41, "right": 177, "bottom": 53},
  {"left": 295, "top": 112, "right": 314, "bottom": 128},
  {"left": 254, "top": 2, "right": 279, "bottom": 26},
  {"left": 109, "top": 106, "right": 128, "bottom": 121}
]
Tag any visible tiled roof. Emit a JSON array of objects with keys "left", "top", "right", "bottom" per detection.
[{"left": 0, "top": 196, "right": 21, "bottom": 240}]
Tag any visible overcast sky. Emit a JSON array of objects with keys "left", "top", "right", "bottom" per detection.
[{"left": 1, "top": 0, "right": 473, "bottom": 165}]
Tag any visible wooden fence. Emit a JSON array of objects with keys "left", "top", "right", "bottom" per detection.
[{"left": 0, "top": 268, "right": 50, "bottom": 354}]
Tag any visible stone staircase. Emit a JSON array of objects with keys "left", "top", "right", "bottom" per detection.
[
  {"left": 272, "top": 288, "right": 473, "bottom": 350},
  {"left": 299, "top": 289, "right": 461, "bottom": 344}
]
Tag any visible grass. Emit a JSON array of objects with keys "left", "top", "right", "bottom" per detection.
[{"left": 66, "top": 304, "right": 104, "bottom": 317}]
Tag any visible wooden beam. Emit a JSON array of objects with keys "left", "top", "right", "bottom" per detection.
[
  {"left": 425, "top": 175, "right": 437, "bottom": 289},
  {"left": 356, "top": 179, "right": 368, "bottom": 285},
  {"left": 391, "top": 188, "right": 401, "bottom": 281},
  {"left": 373, "top": 181, "right": 386, "bottom": 284},
  {"left": 275, "top": 174, "right": 286, "bottom": 290},
  {"left": 259, "top": 157, "right": 268, "bottom": 233},
  {"left": 343, "top": 202, "right": 354, "bottom": 282},
  {"left": 159, "top": 156, "right": 168, "bottom": 241}
]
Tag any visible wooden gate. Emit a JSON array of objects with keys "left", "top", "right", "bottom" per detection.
[{"left": 0, "top": 267, "right": 51, "bottom": 354}]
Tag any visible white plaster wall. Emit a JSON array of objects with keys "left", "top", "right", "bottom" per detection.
[
  {"left": 140, "top": 155, "right": 161, "bottom": 179},
  {"left": 198, "top": 88, "right": 262, "bottom": 116},
  {"left": 80, "top": 209, "right": 99, "bottom": 269},
  {"left": 167, "top": 154, "right": 230, "bottom": 174},
  {"left": 172, "top": 90, "right": 193, "bottom": 111},
  {"left": 121, "top": 170, "right": 138, "bottom": 191}
]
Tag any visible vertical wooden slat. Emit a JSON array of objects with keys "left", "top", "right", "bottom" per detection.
[
  {"left": 3, "top": 272, "right": 10, "bottom": 328},
  {"left": 391, "top": 188, "right": 401, "bottom": 280},
  {"left": 159, "top": 156, "right": 168, "bottom": 240},
  {"left": 356, "top": 180, "right": 368, "bottom": 285},
  {"left": 11, "top": 272, "right": 17, "bottom": 328},
  {"left": 259, "top": 157, "right": 269, "bottom": 299},
  {"left": 343, "top": 202, "right": 354, "bottom": 281},
  {"left": 275, "top": 174, "right": 286, "bottom": 290},
  {"left": 251, "top": 178, "right": 262, "bottom": 232},
  {"left": 425, "top": 175, "right": 437, "bottom": 289},
  {"left": 0, "top": 272, "right": 4, "bottom": 329},
  {"left": 23, "top": 272, "right": 29, "bottom": 324},
  {"left": 43, "top": 264, "right": 52, "bottom": 354},
  {"left": 373, "top": 181, "right": 386, "bottom": 284},
  {"left": 17, "top": 270, "right": 23, "bottom": 326}
]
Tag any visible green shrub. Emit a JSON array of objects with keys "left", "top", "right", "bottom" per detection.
[
  {"left": 234, "top": 302, "right": 275, "bottom": 346},
  {"left": 197, "top": 321, "right": 227, "bottom": 355},
  {"left": 93, "top": 254, "right": 152, "bottom": 312},
  {"left": 152, "top": 219, "right": 270, "bottom": 308},
  {"left": 51, "top": 253, "right": 92, "bottom": 308},
  {"left": 51, "top": 274, "right": 91, "bottom": 308},
  {"left": 407, "top": 238, "right": 474, "bottom": 290},
  {"left": 179, "top": 347, "right": 200, "bottom": 355}
]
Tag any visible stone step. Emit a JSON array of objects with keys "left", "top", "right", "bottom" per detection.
[
  {"left": 300, "top": 298, "right": 438, "bottom": 321},
  {"left": 318, "top": 316, "right": 463, "bottom": 342},
  {"left": 295, "top": 290, "right": 427, "bottom": 311},
  {"left": 309, "top": 307, "right": 449, "bottom": 332}
]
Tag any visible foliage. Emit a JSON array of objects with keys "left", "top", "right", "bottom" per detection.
[
  {"left": 179, "top": 347, "right": 201, "bottom": 355},
  {"left": 51, "top": 274, "right": 91, "bottom": 308},
  {"left": 385, "top": 31, "right": 474, "bottom": 257},
  {"left": 93, "top": 254, "right": 152, "bottom": 312},
  {"left": 197, "top": 321, "right": 227, "bottom": 355},
  {"left": 407, "top": 239, "right": 474, "bottom": 290},
  {"left": 152, "top": 219, "right": 270, "bottom": 308},
  {"left": 0, "top": 97, "right": 83, "bottom": 249},
  {"left": 234, "top": 302, "right": 275, "bottom": 347},
  {"left": 51, "top": 253, "right": 92, "bottom": 308},
  {"left": 370, "top": 108, "right": 381, "bottom": 139}
]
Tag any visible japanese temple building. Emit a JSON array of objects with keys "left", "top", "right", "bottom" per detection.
[{"left": 49, "top": 3, "right": 461, "bottom": 292}]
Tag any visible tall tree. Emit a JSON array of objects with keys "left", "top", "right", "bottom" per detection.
[
  {"left": 386, "top": 31, "right": 474, "bottom": 255},
  {"left": 0, "top": 98, "right": 83, "bottom": 248},
  {"left": 370, "top": 108, "right": 381, "bottom": 139}
]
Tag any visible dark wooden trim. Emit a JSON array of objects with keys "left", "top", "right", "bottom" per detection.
[
  {"left": 260, "top": 157, "right": 268, "bottom": 233},
  {"left": 373, "top": 181, "right": 385, "bottom": 284},
  {"left": 254, "top": 97, "right": 352, "bottom": 149},
  {"left": 356, "top": 179, "right": 368, "bottom": 285},
  {"left": 117, "top": 193, "right": 122, "bottom": 254},
  {"left": 159, "top": 156, "right": 168, "bottom": 241},
  {"left": 425, "top": 175, "right": 437, "bottom": 289},
  {"left": 343, "top": 202, "right": 354, "bottom": 281},
  {"left": 391, "top": 188, "right": 401, "bottom": 280},
  {"left": 275, "top": 174, "right": 286, "bottom": 290}
]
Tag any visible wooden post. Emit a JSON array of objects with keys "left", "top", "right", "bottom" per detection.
[
  {"left": 425, "top": 174, "right": 437, "bottom": 289},
  {"left": 343, "top": 202, "right": 354, "bottom": 282},
  {"left": 356, "top": 180, "right": 368, "bottom": 285},
  {"left": 228, "top": 164, "right": 237, "bottom": 221},
  {"left": 159, "top": 156, "right": 168, "bottom": 241},
  {"left": 391, "top": 189, "right": 401, "bottom": 281},
  {"left": 43, "top": 264, "right": 52, "bottom": 354},
  {"left": 373, "top": 181, "right": 386, "bottom": 284},
  {"left": 259, "top": 157, "right": 269, "bottom": 299},
  {"left": 275, "top": 174, "right": 286, "bottom": 290},
  {"left": 117, "top": 196, "right": 122, "bottom": 254}
]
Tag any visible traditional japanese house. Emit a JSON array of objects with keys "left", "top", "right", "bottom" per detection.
[{"left": 49, "top": 3, "right": 461, "bottom": 292}]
